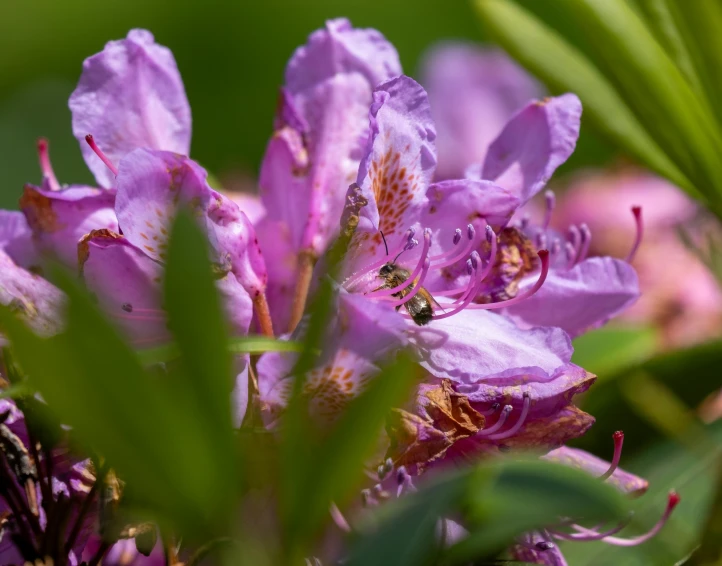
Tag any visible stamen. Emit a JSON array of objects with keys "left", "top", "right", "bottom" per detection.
[
  {"left": 568, "top": 225, "right": 580, "bottom": 250},
  {"left": 626, "top": 206, "right": 643, "bottom": 263},
  {"left": 599, "top": 431, "right": 624, "bottom": 480},
  {"left": 37, "top": 138, "right": 60, "bottom": 191},
  {"left": 396, "top": 466, "right": 416, "bottom": 497},
  {"left": 433, "top": 226, "right": 497, "bottom": 300},
  {"left": 552, "top": 518, "right": 630, "bottom": 541},
  {"left": 329, "top": 503, "right": 351, "bottom": 533},
  {"left": 377, "top": 458, "right": 393, "bottom": 481},
  {"left": 565, "top": 242, "right": 576, "bottom": 267},
  {"left": 85, "top": 135, "right": 118, "bottom": 177},
  {"left": 543, "top": 190, "right": 556, "bottom": 229},
  {"left": 466, "top": 250, "right": 549, "bottom": 310},
  {"left": 481, "top": 402, "right": 501, "bottom": 416},
  {"left": 453, "top": 229, "right": 462, "bottom": 246},
  {"left": 573, "top": 492, "right": 679, "bottom": 546},
  {"left": 361, "top": 488, "right": 377, "bottom": 507},
  {"left": 430, "top": 224, "right": 476, "bottom": 268},
  {"left": 536, "top": 232, "right": 547, "bottom": 250},
  {"left": 479, "top": 405, "right": 512, "bottom": 436},
  {"left": 551, "top": 239, "right": 561, "bottom": 255},
  {"left": 487, "top": 392, "right": 530, "bottom": 440},
  {"left": 368, "top": 230, "right": 431, "bottom": 298},
  {"left": 519, "top": 214, "right": 530, "bottom": 230},
  {"left": 576, "top": 223, "right": 592, "bottom": 264}
]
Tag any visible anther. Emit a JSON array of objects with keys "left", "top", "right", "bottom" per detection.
[
  {"left": 430, "top": 224, "right": 476, "bottom": 268},
  {"left": 122, "top": 303, "right": 133, "bottom": 313},
  {"left": 543, "top": 190, "right": 556, "bottom": 230},
  {"left": 470, "top": 251, "right": 480, "bottom": 271},
  {"left": 599, "top": 431, "right": 624, "bottom": 481},
  {"left": 626, "top": 206, "right": 643, "bottom": 263},
  {"left": 396, "top": 466, "right": 408, "bottom": 486},
  {"left": 37, "top": 138, "right": 60, "bottom": 191},
  {"left": 536, "top": 232, "right": 547, "bottom": 250},
  {"left": 485, "top": 224, "right": 494, "bottom": 243},
  {"left": 85, "top": 135, "right": 119, "bottom": 177},
  {"left": 536, "top": 541, "right": 555, "bottom": 551},
  {"left": 577, "top": 223, "right": 591, "bottom": 263},
  {"left": 487, "top": 391, "right": 531, "bottom": 440},
  {"left": 453, "top": 229, "right": 462, "bottom": 246},
  {"left": 520, "top": 214, "right": 530, "bottom": 230},
  {"left": 551, "top": 238, "right": 561, "bottom": 255}
]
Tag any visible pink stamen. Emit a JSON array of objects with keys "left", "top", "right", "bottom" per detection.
[
  {"left": 626, "top": 206, "right": 643, "bottom": 263},
  {"left": 433, "top": 225, "right": 497, "bottom": 298},
  {"left": 568, "top": 225, "right": 580, "bottom": 250},
  {"left": 386, "top": 258, "right": 431, "bottom": 308},
  {"left": 479, "top": 405, "right": 512, "bottom": 436},
  {"left": 37, "top": 138, "right": 60, "bottom": 191},
  {"left": 551, "top": 238, "right": 561, "bottom": 255},
  {"left": 367, "top": 230, "right": 431, "bottom": 298},
  {"left": 480, "top": 402, "right": 501, "bottom": 417},
  {"left": 330, "top": 503, "right": 351, "bottom": 533},
  {"left": 487, "top": 392, "right": 530, "bottom": 440},
  {"left": 565, "top": 241, "right": 576, "bottom": 268},
  {"left": 543, "top": 190, "right": 555, "bottom": 229},
  {"left": 466, "top": 250, "right": 549, "bottom": 310},
  {"left": 599, "top": 431, "right": 624, "bottom": 480},
  {"left": 430, "top": 224, "right": 476, "bottom": 268},
  {"left": 536, "top": 232, "right": 548, "bottom": 250},
  {"left": 85, "top": 134, "right": 118, "bottom": 177},
  {"left": 574, "top": 492, "right": 679, "bottom": 547},
  {"left": 552, "top": 519, "right": 630, "bottom": 541},
  {"left": 576, "top": 223, "right": 592, "bottom": 264},
  {"left": 344, "top": 228, "right": 414, "bottom": 291}
]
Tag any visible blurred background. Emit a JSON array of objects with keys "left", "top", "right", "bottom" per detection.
[{"left": 3, "top": 1, "right": 722, "bottom": 564}]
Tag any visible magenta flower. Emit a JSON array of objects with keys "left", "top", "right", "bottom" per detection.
[{"left": 256, "top": 18, "right": 402, "bottom": 332}]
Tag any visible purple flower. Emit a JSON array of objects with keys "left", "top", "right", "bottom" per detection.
[
  {"left": 69, "top": 29, "right": 191, "bottom": 189},
  {"left": 421, "top": 43, "right": 542, "bottom": 180},
  {"left": 256, "top": 18, "right": 402, "bottom": 332}
]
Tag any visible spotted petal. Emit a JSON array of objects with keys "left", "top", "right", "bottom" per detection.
[
  {"left": 69, "top": 29, "right": 191, "bottom": 188},
  {"left": 114, "top": 148, "right": 267, "bottom": 313},
  {"left": 470, "top": 94, "right": 582, "bottom": 204},
  {"left": 543, "top": 446, "right": 649, "bottom": 496},
  {"left": 260, "top": 18, "right": 401, "bottom": 258},
  {"left": 20, "top": 184, "right": 118, "bottom": 269},
  {"left": 505, "top": 257, "right": 640, "bottom": 338},
  {"left": 409, "top": 308, "right": 573, "bottom": 384}
]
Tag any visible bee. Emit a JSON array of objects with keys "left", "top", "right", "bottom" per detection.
[{"left": 376, "top": 232, "right": 435, "bottom": 326}]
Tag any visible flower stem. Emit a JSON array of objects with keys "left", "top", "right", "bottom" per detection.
[
  {"left": 287, "top": 249, "right": 316, "bottom": 333},
  {"left": 252, "top": 292, "right": 275, "bottom": 337}
]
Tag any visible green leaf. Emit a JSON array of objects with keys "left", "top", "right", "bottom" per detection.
[
  {"left": 135, "top": 336, "right": 303, "bottom": 366},
  {"left": 346, "top": 458, "right": 629, "bottom": 565},
  {"left": 472, "top": 0, "right": 698, "bottom": 201},
  {"left": 571, "top": 325, "right": 659, "bottom": 379},
  {"left": 558, "top": 0, "right": 722, "bottom": 213}
]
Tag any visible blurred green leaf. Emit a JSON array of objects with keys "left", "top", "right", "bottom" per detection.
[
  {"left": 572, "top": 325, "right": 659, "bottom": 379},
  {"left": 346, "top": 458, "right": 629, "bottom": 565},
  {"left": 135, "top": 335, "right": 303, "bottom": 366},
  {"left": 472, "top": 0, "right": 698, "bottom": 202},
  {"left": 558, "top": 0, "right": 722, "bottom": 207},
  {"left": 0, "top": 382, "right": 32, "bottom": 399},
  {"left": 577, "top": 339, "right": 722, "bottom": 456}
]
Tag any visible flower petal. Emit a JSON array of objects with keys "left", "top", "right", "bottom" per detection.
[
  {"left": 20, "top": 184, "right": 118, "bottom": 268},
  {"left": 69, "top": 29, "right": 191, "bottom": 188},
  {"left": 0, "top": 209, "right": 37, "bottom": 268},
  {"left": 114, "top": 148, "right": 267, "bottom": 314},
  {"left": 260, "top": 18, "right": 401, "bottom": 257},
  {"left": 505, "top": 256, "right": 640, "bottom": 338},
  {"left": 421, "top": 43, "right": 542, "bottom": 179},
  {"left": 78, "top": 229, "right": 168, "bottom": 346},
  {"left": 409, "top": 308, "right": 572, "bottom": 383},
  {"left": 543, "top": 446, "right": 649, "bottom": 496},
  {"left": 471, "top": 94, "right": 581, "bottom": 204},
  {"left": 0, "top": 249, "right": 64, "bottom": 337}
]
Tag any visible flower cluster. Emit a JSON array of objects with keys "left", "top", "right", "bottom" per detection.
[{"left": 0, "top": 21, "right": 678, "bottom": 565}]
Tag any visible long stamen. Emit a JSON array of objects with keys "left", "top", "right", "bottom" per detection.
[
  {"left": 576, "top": 223, "right": 592, "bottom": 264},
  {"left": 467, "top": 250, "right": 549, "bottom": 310},
  {"left": 565, "top": 241, "right": 576, "bottom": 268},
  {"left": 368, "top": 230, "right": 431, "bottom": 298},
  {"left": 433, "top": 225, "right": 497, "bottom": 299},
  {"left": 85, "top": 135, "right": 118, "bottom": 176},
  {"left": 575, "top": 492, "right": 679, "bottom": 547},
  {"left": 568, "top": 225, "right": 580, "bottom": 250},
  {"left": 479, "top": 405, "right": 512, "bottom": 436},
  {"left": 487, "top": 392, "right": 530, "bottom": 440},
  {"left": 599, "top": 431, "right": 624, "bottom": 480},
  {"left": 481, "top": 402, "right": 501, "bottom": 417},
  {"left": 37, "top": 138, "right": 60, "bottom": 191},
  {"left": 343, "top": 228, "right": 415, "bottom": 290},
  {"left": 626, "top": 206, "right": 643, "bottom": 263},
  {"left": 552, "top": 518, "right": 631, "bottom": 541},
  {"left": 430, "top": 224, "right": 476, "bottom": 268},
  {"left": 543, "top": 190, "right": 556, "bottom": 229},
  {"left": 329, "top": 503, "right": 351, "bottom": 533}
]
